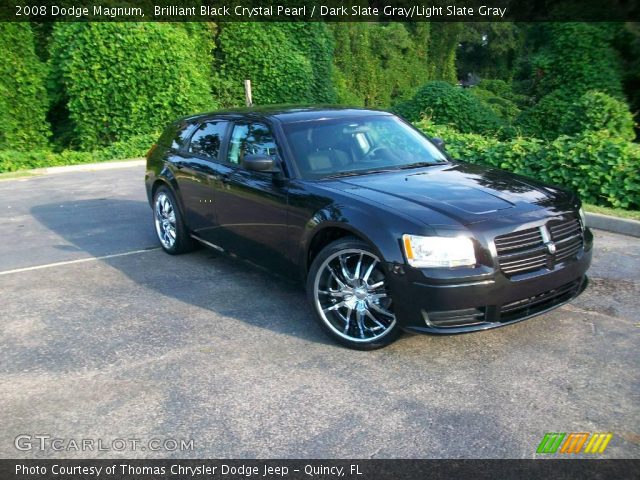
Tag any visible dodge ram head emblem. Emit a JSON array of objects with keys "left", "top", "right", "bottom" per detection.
[{"left": 545, "top": 242, "right": 557, "bottom": 254}]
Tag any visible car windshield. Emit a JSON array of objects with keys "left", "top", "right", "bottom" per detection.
[{"left": 283, "top": 115, "right": 447, "bottom": 179}]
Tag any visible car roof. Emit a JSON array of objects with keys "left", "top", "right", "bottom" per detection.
[{"left": 178, "top": 105, "right": 394, "bottom": 125}]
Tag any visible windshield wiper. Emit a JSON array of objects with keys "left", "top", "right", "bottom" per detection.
[
  {"left": 398, "top": 161, "right": 445, "bottom": 170},
  {"left": 324, "top": 168, "right": 396, "bottom": 179}
]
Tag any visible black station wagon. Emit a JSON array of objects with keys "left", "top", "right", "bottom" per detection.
[{"left": 145, "top": 106, "right": 592, "bottom": 349}]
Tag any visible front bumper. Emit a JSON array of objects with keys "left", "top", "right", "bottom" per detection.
[{"left": 388, "top": 244, "right": 592, "bottom": 334}]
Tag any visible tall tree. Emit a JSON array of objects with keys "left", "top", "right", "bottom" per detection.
[{"left": 456, "top": 23, "right": 523, "bottom": 81}]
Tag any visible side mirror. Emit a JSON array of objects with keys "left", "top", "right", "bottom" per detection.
[
  {"left": 431, "top": 137, "right": 445, "bottom": 150},
  {"left": 244, "top": 154, "right": 278, "bottom": 173}
]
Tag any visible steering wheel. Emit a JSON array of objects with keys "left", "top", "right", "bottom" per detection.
[{"left": 364, "top": 146, "right": 391, "bottom": 161}]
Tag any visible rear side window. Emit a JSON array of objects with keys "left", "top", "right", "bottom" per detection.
[
  {"left": 158, "top": 121, "right": 193, "bottom": 150},
  {"left": 189, "top": 121, "right": 229, "bottom": 160}
]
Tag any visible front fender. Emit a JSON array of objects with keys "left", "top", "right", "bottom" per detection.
[{"left": 299, "top": 200, "right": 437, "bottom": 278}]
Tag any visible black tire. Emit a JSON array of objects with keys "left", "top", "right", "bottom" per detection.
[
  {"left": 306, "top": 237, "right": 400, "bottom": 350},
  {"left": 152, "top": 185, "right": 196, "bottom": 254}
]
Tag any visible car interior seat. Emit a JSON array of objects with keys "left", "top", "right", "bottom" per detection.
[{"left": 306, "top": 128, "right": 351, "bottom": 172}]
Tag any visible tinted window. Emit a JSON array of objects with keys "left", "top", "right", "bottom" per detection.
[
  {"left": 189, "top": 121, "right": 228, "bottom": 159},
  {"left": 158, "top": 121, "right": 193, "bottom": 150},
  {"left": 171, "top": 123, "right": 193, "bottom": 150},
  {"left": 227, "top": 123, "right": 278, "bottom": 165}
]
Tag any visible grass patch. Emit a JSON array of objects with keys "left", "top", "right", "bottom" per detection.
[{"left": 584, "top": 203, "right": 640, "bottom": 221}]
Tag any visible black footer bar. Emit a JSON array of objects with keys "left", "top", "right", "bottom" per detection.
[{"left": 1, "top": 459, "right": 639, "bottom": 480}]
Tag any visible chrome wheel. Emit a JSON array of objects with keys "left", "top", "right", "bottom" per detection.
[
  {"left": 313, "top": 248, "right": 396, "bottom": 343},
  {"left": 154, "top": 192, "right": 177, "bottom": 249}
]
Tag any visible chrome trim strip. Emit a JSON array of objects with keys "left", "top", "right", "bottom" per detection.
[{"left": 190, "top": 234, "right": 225, "bottom": 252}]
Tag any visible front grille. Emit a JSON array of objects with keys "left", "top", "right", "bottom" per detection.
[
  {"left": 499, "top": 278, "right": 583, "bottom": 322},
  {"left": 494, "top": 217, "right": 583, "bottom": 277},
  {"left": 549, "top": 218, "right": 583, "bottom": 263}
]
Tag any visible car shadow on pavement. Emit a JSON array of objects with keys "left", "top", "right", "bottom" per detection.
[{"left": 30, "top": 199, "right": 334, "bottom": 348}]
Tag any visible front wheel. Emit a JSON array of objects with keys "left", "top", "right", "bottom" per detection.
[{"left": 307, "top": 237, "right": 400, "bottom": 350}]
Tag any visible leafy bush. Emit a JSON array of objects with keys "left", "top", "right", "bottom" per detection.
[
  {"left": 476, "top": 80, "right": 513, "bottom": 99},
  {"left": 515, "top": 88, "right": 574, "bottom": 139},
  {"left": 393, "top": 81, "right": 503, "bottom": 134},
  {"left": 517, "top": 88, "right": 637, "bottom": 140},
  {"left": 416, "top": 120, "right": 640, "bottom": 209},
  {"left": 559, "top": 91, "right": 636, "bottom": 140},
  {"left": 48, "top": 22, "right": 214, "bottom": 150},
  {"left": 0, "top": 133, "right": 156, "bottom": 173},
  {"left": 469, "top": 87, "right": 521, "bottom": 122},
  {"left": 0, "top": 23, "right": 51, "bottom": 150}
]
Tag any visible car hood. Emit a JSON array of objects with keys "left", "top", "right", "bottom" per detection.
[{"left": 327, "top": 162, "right": 573, "bottom": 226}]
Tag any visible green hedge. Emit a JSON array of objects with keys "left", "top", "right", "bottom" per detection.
[
  {"left": 48, "top": 22, "right": 214, "bottom": 150},
  {"left": 0, "top": 133, "right": 156, "bottom": 173},
  {"left": 0, "top": 23, "right": 51, "bottom": 151},
  {"left": 530, "top": 23, "right": 625, "bottom": 100},
  {"left": 394, "top": 81, "right": 503, "bottom": 134},
  {"left": 416, "top": 120, "right": 640, "bottom": 209},
  {"left": 559, "top": 91, "right": 636, "bottom": 140},
  {"left": 277, "top": 22, "right": 335, "bottom": 103},
  {"left": 211, "top": 23, "right": 321, "bottom": 106},
  {"left": 517, "top": 88, "right": 636, "bottom": 140},
  {"left": 332, "top": 23, "right": 450, "bottom": 108}
]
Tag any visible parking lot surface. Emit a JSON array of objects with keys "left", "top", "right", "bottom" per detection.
[{"left": 0, "top": 165, "right": 638, "bottom": 458}]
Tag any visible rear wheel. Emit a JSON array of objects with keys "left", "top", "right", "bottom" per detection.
[
  {"left": 307, "top": 237, "right": 400, "bottom": 350},
  {"left": 153, "top": 186, "right": 195, "bottom": 254}
]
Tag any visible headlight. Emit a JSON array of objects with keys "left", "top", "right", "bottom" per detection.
[
  {"left": 578, "top": 207, "right": 586, "bottom": 230},
  {"left": 402, "top": 234, "right": 476, "bottom": 268}
]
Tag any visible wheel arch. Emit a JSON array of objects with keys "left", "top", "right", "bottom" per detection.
[
  {"left": 150, "top": 176, "right": 189, "bottom": 229},
  {"left": 303, "top": 222, "right": 388, "bottom": 277}
]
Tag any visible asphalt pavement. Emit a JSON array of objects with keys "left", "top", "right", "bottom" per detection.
[{"left": 0, "top": 165, "right": 638, "bottom": 458}]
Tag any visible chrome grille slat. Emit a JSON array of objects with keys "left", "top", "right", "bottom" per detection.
[
  {"left": 500, "top": 255, "right": 547, "bottom": 269},
  {"left": 556, "top": 238, "right": 582, "bottom": 250},
  {"left": 551, "top": 224, "right": 578, "bottom": 236},
  {"left": 494, "top": 238, "right": 544, "bottom": 251},
  {"left": 555, "top": 234, "right": 582, "bottom": 245},
  {"left": 499, "top": 246, "right": 547, "bottom": 261},
  {"left": 495, "top": 228, "right": 541, "bottom": 244},
  {"left": 495, "top": 231, "right": 542, "bottom": 243},
  {"left": 557, "top": 244, "right": 581, "bottom": 256},
  {"left": 556, "top": 246, "right": 582, "bottom": 262},
  {"left": 502, "top": 261, "right": 548, "bottom": 274},
  {"left": 550, "top": 219, "right": 580, "bottom": 234}
]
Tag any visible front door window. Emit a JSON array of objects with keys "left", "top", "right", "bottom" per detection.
[{"left": 227, "top": 123, "right": 278, "bottom": 166}]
